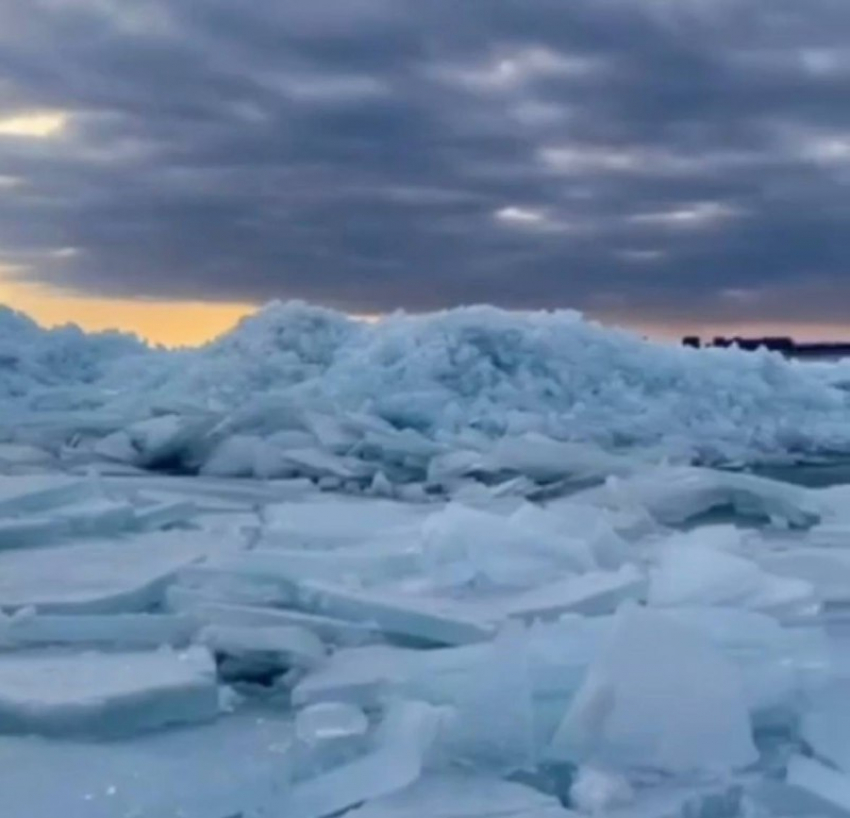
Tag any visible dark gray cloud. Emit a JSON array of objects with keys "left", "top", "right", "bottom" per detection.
[{"left": 1, "top": 0, "right": 850, "bottom": 327}]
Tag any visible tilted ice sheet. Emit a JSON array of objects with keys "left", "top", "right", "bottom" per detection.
[
  {"left": 547, "top": 604, "right": 757, "bottom": 773},
  {"left": 0, "top": 708, "right": 295, "bottom": 818},
  {"left": 0, "top": 647, "right": 219, "bottom": 737},
  {"left": 198, "top": 622, "right": 326, "bottom": 668},
  {"left": 259, "top": 496, "right": 430, "bottom": 549},
  {"left": 280, "top": 699, "right": 443, "bottom": 818},
  {"left": 420, "top": 503, "right": 595, "bottom": 591},
  {"left": 801, "top": 680, "right": 850, "bottom": 773},
  {"left": 439, "top": 623, "right": 536, "bottom": 774},
  {"left": 0, "top": 474, "right": 96, "bottom": 517},
  {"left": 288, "top": 579, "right": 496, "bottom": 645},
  {"left": 0, "top": 610, "right": 197, "bottom": 649},
  {"left": 0, "top": 531, "right": 241, "bottom": 613},
  {"left": 786, "top": 755, "right": 850, "bottom": 813},
  {"left": 166, "top": 593, "right": 378, "bottom": 645},
  {"left": 648, "top": 542, "right": 815, "bottom": 615},
  {"left": 576, "top": 467, "right": 821, "bottom": 528}
]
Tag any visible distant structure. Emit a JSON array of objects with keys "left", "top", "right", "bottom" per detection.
[{"left": 682, "top": 335, "right": 850, "bottom": 359}]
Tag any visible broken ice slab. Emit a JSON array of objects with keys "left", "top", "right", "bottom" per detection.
[
  {"left": 0, "top": 516, "right": 67, "bottom": 550},
  {"left": 132, "top": 497, "right": 197, "bottom": 531},
  {"left": 165, "top": 592, "right": 377, "bottom": 645},
  {"left": 198, "top": 623, "right": 325, "bottom": 669},
  {"left": 279, "top": 699, "right": 442, "bottom": 818},
  {"left": 0, "top": 474, "right": 96, "bottom": 517},
  {"left": 801, "top": 523, "right": 850, "bottom": 549},
  {"left": 302, "top": 412, "right": 360, "bottom": 452},
  {"left": 292, "top": 617, "right": 605, "bottom": 717},
  {"left": 588, "top": 780, "right": 745, "bottom": 818},
  {"left": 198, "top": 434, "right": 264, "bottom": 477},
  {"left": 292, "top": 644, "right": 421, "bottom": 709},
  {"left": 420, "top": 503, "right": 594, "bottom": 591},
  {"left": 747, "top": 779, "right": 850, "bottom": 818},
  {"left": 254, "top": 443, "right": 305, "bottom": 480},
  {"left": 0, "top": 647, "right": 219, "bottom": 737},
  {"left": 280, "top": 447, "right": 376, "bottom": 480},
  {"left": 290, "top": 579, "right": 496, "bottom": 645},
  {"left": 259, "top": 496, "right": 428, "bottom": 549},
  {"left": 0, "top": 442, "right": 52, "bottom": 463},
  {"left": 362, "top": 426, "right": 446, "bottom": 464},
  {"left": 801, "top": 681, "right": 850, "bottom": 773},
  {"left": 818, "top": 484, "right": 850, "bottom": 523},
  {"left": 481, "top": 434, "right": 636, "bottom": 484},
  {"left": 761, "top": 550, "right": 850, "bottom": 606},
  {"left": 169, "top": 566, "right": 294, "bottom": 607},
  {"left": 296, "top": 701, "right": 369, "bottom": 745},
  {"left": 662, "top": 523, "right": 747, "bottom": 553},
  {"left": 54, "top": 498, "right": 137, "bottom": 537},
  {"left": 440, "top": 623, "right": 536, "bottom": 774},
  {"left": 73, "top": 461, "right": 149, "bottom": 478},
  {"left": 509, "top": 503, "right": 597, "bottom": 571},
  {"left": 426, "top": 450, "right": 485, "bottom": 485},
  {"left": 224, "top": 545, "right": 420, "bottom": 586},
  {"left": 202, "top": 434, "right": 339, "bottom": 481},
  {"left": 122, "top": 414, "right": 215, "bottom": 469},
  {"left": 0, "top": 708, "right": 295, "bottom": 818},
  {"left": 649, "top": 537, "right": 764, "bottom": 607},
  {"left": 500, "top": 566, "right": 647, "bottom": 623},
  {"left": 570, "top": 766, "right": 635, "bottom": 815},
  {"left": 0, "top": 531, "right": 233, "bottom": 614},
  {"left": 547, "top": 604, "right": 757, "bottom": 773},
  {"left": 649, "top": 543, "right": 815, "bottom": 616},
  {"left": 579, "top": 466, "right": 821, "bottom": 528},
  {"left": 786, "top": 755, "right": 850, "bottom": 814},
  {"left": 292, "top": 702, "right": 370, "bottom": 778},
  {"left": 0, "top": 490, "right": 146, "bottom": 545},
  {"left": 538, "top": 498, "right": 641, "bottom": 567},
  {"left": 101, "top": 472, "right": 311, "bottom": 512},
  {"left": 91, "top": 428, "right": 138, "bottom": 463},
  {"left": 0, "top": 443, "right": 53, "bottom": 472},
  {"left": 663, "top": 606, "right": 831, "bottom": 724},
  {"left": 346, "top": 772, "right": 571, "bottom": 818},
  {"left": 489, "top": 476, "right": 540, "bottom": 500},
  {"left": 0, "top": 611, "right": 197, "bottom": 649}
]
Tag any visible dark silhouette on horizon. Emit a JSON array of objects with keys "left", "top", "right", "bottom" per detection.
[{"left": 682, "top": 336, "right": 850, "bottom": 359}]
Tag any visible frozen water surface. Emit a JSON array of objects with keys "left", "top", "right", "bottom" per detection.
[
  {"left": 0, "top": 530, "right": 240, "bottom": 613},
  {"left": 1, "top": 302, "right": 850, "bottom": 815},
  {"left": 0, "top": 647, "right": 219, "bottom": 737}
]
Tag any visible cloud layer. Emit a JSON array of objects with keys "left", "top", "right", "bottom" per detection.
[{"left": 1, "top": 0, "right": 849, "bottom": 326}]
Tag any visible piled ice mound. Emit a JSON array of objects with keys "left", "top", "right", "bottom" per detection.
[
  {"left": 153, "top": 302, "right": 850, "bottom": 462},
  {"left": 3, "top": 300, "right": 850, "bottom": 482},
  {"left": 0, "top": 306, "right": 147, "bottom": 399}
]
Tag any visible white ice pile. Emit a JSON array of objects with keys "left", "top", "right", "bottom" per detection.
[
  {"left": 0, "top": 306, "right": 147, "bottom": 400},
  {"left": 3, "top": 301, "right": 850, "bottom": 487},
  {"left": 0, "top": 449, "right": 849, "bottom": 817}
]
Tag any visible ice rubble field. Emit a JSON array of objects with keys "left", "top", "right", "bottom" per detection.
[
  {"left": 3, "top": 299, "right": 850, "bottom": 478},
  {"left": 5, "top": 304, "right": 850, "bottom": 816},
  {"left": 5, "top": 465, "right": 850, "bottom": 817}
]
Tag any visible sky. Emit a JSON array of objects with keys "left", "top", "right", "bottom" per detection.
[{"left": 1, "top": 0, "right": 849, "bottom": 345}]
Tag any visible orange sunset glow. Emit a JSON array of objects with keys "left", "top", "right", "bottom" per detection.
[
  {"left": 0, "top": 266, "right": 255, "bottom": 346},
  {"left": 3, "top": 263, "right": 848, "bottom": 348}
]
